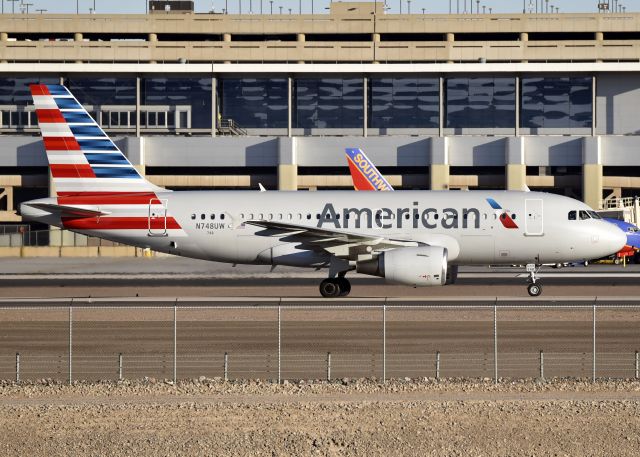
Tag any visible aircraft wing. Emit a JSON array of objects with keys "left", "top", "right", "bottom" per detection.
[
  {"left": 24, "top": 203, "right": 111, "bottom": 218},
  {"left": 245, "top": 220, "right": 417, "bottom": 258}
]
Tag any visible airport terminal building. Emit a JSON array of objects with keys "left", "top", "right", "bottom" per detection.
[{"left": 2, "top": 1, "right": 640, "bottom": 228}]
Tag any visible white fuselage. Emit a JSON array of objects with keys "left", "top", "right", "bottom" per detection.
[{"left": 22, "top": 190, "right": 627, "bottom": 268}]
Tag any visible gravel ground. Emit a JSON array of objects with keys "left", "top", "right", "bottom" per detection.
[{"left": 0, "top": 378, "right": 639, "bottom": 456}]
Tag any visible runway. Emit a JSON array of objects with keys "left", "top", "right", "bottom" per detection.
[
  {"left": 0, "top": 257, "right": 639, "bottom": 299},
  {"left": 0, "top": 258, "right": 638, "bottom": 382}
]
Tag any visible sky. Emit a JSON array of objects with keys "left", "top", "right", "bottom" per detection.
[{"left": 0, "top": 0, "right": 635, "bottom": 15}]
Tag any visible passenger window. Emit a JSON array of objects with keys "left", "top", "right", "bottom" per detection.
[
  {"left": 210, "top": 214, "right": 216, "bottom": 220},
  {"left": 512, "top": 214, "right": 517, "bottom": 220},
  {"left": 220, "top": 214, "right": 225, "bottom": 220},
  {"left": 579, "top": 210, "right": 591, "bottom": 220},
  {"left": 307, "top": 214, "right": 312, "bottom": 220},
  {"left": 191, "top": 214, "right": 196, "bottom": 220},
  {"left": 200, "top": 214, "right": 205, "bottom": 220},
  {"left": 568, "top": 211, "right": 576, "bottom": 220}
]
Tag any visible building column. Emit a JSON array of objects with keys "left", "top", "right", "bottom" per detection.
[
  {"left": 296, "top": 34, "right": 305, "bottom": 64},
  {"left": 438, "top": 76, "right": 444, "bottom": 137},
  {"left": 1, "top": 33, "right": 8, "bottom": 63},
  {"left": 212, "top": 75, "right": 217, "bottom": 137},
  {"left": 445, "top": 33, "right": 454, "bottom": 64},
  {"left": 135, "top": 76, "right": 141, "bottom": 137},
  {"left": 519, "top": 32, "right": 528, "bottom": 63},
  {"left": 278, "top": 137, "right": 298, "bottom": 191},
  {"left": 515, "top": 75, "right": 520, "bottom": 137},
  {"left": 506, "top": 137, "right": 527, "bottom": 191},
  {"left": 595, "top": 31, "right": 604, "bottom": 61},
  {"left": 74, "top": 33, "right": 83, "bottom": 63},
  {"left": 287, "top": 76, "right": 293, "bottom": 138},
  {"left": 592, "top": 75, "right": 597, "bottom": 136},
  {"left": 583, "top": 136, "right": 603, "bottom": 209},
  {"left": 430, "top": 137, "right": 450, "bottom": 190},
  {"left": 148, "top": 33, "right": 158, "bottom": 64},
  {"left": 363, "top": 76, "right": 368, "bottom": 137}
]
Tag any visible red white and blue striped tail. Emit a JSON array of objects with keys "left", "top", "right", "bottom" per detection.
[{"left": 30, "top": 84, "right": 165, "bottom": 196}]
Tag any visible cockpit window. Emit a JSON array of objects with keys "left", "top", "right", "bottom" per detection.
[
  {"left": 568, "top": 211, "right": 576, "bottom": 220},
  {"left": 579, "top": 210, "right": 591, "bottom": 220},
  {"left": 588, "top": 211, "right": 601, "bottom": 220}
]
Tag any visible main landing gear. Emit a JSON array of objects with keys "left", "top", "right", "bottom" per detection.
[
  {"left": 526, "top": 263, "right": 542, "bottom": 297},
  {"left": 319, "top": 274, "right": 351, "bottom": 298}
]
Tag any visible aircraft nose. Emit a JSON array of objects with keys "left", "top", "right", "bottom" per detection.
[{"left": 602, "top": 223, "right": 627, "bottom": 256}]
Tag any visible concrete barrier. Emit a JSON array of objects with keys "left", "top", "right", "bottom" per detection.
[
  {"left": 0, "top": 247, "right": 21, "bottom": 257},
  {"left": 98, "top": 246, "right": 138, "bottom": 257},
  {"left": 60, "top": 247, "right": 100, "bottom": 258},
  {"left": 21, "top": 246, "right": 61, "bottom": 257}
]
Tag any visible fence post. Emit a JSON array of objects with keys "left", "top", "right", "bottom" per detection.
[
  {"left": 493, "top": 303, "right": 498, "bottom": 384},
  {"left": 435, "top": 351, "right": 440, "bottom": 380},
  {"left": 173, "top": 299, "right": 177, "bottom": 384},
  {"left": 539, "top": 350, "right": 544, "bottom": 380},
  {"left": 382, "top": 302, "right": 387, "bottom": 383},
  {"left": 224, "top": 352, "right": 228, "bottom": 382},
  {"left": 327, "top": 352, "right": 331, "bottom": 381},
  {"left": 69, "top": 300, "right": 73, "bottom": 385},
  {"left": 635, "top": 351, "right": 638, "bottom": 380},
  {"left": 592, "top": 303, "right": 596, "bottom": 383},
  {"left": 277, "top": 304, "right": 281, "bottom": 385},
  {"left": 118, "top": 353, "right": 123, "bottom": 381},
  {"left": 15, "top": 352, "right": 20, "bottom": 383}
]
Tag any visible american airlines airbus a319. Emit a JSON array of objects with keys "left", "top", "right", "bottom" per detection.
[{"left": 21, "top": 85, "right": 625, "bottom": 297}]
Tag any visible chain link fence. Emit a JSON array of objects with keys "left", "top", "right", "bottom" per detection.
[{"left": 0, "top": 304, "right": 638, "bottom": 383}]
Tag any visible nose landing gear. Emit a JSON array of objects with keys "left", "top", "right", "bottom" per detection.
[
  {"left": 319, "top": 274, "right": 351, "bottom": 298},
  {"left": 526, "top": 263, "right": 542, "bottom": 297}
]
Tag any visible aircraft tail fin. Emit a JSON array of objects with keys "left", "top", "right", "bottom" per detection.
[
  {"left": 30, "top": 84, "right": 166, "bottom": 197},
  {"left": 345, "top": 148, "right": 394, "bottom": 191}
]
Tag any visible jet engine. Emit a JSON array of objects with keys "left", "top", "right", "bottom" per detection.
[{"left": 356, "top": 246, "right": 448, "bottom": 287}]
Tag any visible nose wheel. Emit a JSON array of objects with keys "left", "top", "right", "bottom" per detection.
[
  {"left": 527, "top": 283, "right": 542, "bottom": 297},
  {"left": 526, "top": 263, "right": 543, "bottom": 297},
  {"left": 319, "top": 277, "right": 351, "bottom": 298}
]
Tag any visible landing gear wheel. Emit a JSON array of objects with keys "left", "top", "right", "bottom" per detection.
[
  {"left": 337, "top": 278, "right": 351, "bottom": 297},
  {"left": 319, "top": 279, "right": 341, "bottom": 298},
  {"left": 527, "top": 283, "right": 542, "bottom": 297}
]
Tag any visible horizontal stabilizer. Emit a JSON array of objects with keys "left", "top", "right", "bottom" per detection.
[{"left": 25, "top": 203, "right": 111, "bottom": 218}]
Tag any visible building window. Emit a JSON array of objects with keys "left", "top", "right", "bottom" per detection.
[
  {"left": 141, "top": 77, "right": 212, "bottom": 130},
  {"left": 219, "top": 78, "right": 288, "bottom": 129},
  {"left": 0, "top": 77, "right": 59, "bottom": 130},
  {"left": 446, "top": 77, "right": 516, "bottom": 129},
  {"left": 294, "top": 78, "right": 364, "bottom": 129},
  {"left": 521, "top": 77, "right": 592, "bottom": 129},
  {"left": 369, "top": 78, "right": 439, "bottom": 129}
]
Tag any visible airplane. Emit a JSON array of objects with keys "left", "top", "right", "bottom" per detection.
[{"left": 20, "top": 84, "right": 626, "bottom": 298}]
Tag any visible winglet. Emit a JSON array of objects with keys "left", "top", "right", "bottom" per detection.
[{"left": 259, "top": 183, "right": 267, "bottom": 192}]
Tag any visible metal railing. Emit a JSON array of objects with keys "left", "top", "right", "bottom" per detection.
[
  {"left": 0, "top": 229, "right": 128, "bottom": 247},
  {"left": 0, "top": 303, "right": 639, "bottom": 384},
  {"left": 217, "top": 118, "right": 247, "bottom": 136}
]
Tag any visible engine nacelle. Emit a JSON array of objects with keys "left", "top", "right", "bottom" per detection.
[{"left": 357, "top": 246, "right": 448, "bottom": 287}]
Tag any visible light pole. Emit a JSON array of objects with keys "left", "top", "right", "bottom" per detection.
[
  {"left": 238, "top": 0, "right": 241, "bottom": 14},
  {"left": 76, "top": 0, "right": 79, "bottom": 14},
  {"left": 279, "top": 5, "right": 282, "bottom": 14},
  {"left": 407, "top": 0, "right": 411, "bottom": 14},
  {"left": 299, "top": 0, "right": 301, "bottom": 14},
  {"left": 36, "top": 8, "right": 46, "bottom": 13},
  {"left": 9, "top": 0, "right": 19, "bottom": 14},
  {"left": 311, "top": 0, "right": 313, "bottom": 14},
  {"left": 269, "top": 0, "right": 273, "bottom": 14},
  {"left": 399, "top": 0, "right": 401, "bottom": 14}
]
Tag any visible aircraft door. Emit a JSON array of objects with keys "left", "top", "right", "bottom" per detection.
[
  {"left": 148, "top": 198, "right": 168, "bottom": 236},
  {"left": 525, "top": 199, "right": 544, "bottom": 236}
]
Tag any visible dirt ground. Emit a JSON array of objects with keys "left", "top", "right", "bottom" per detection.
[{"left": 0, "top": 379, "right": 639, "bottom": 456}]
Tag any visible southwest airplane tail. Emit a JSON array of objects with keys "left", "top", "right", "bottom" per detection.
[
  {"left": 20, "top": 84, "right": 627, "bottom": 298},
  {"left": 345, "top": 148, "right": 394, "bottom": 191}
]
